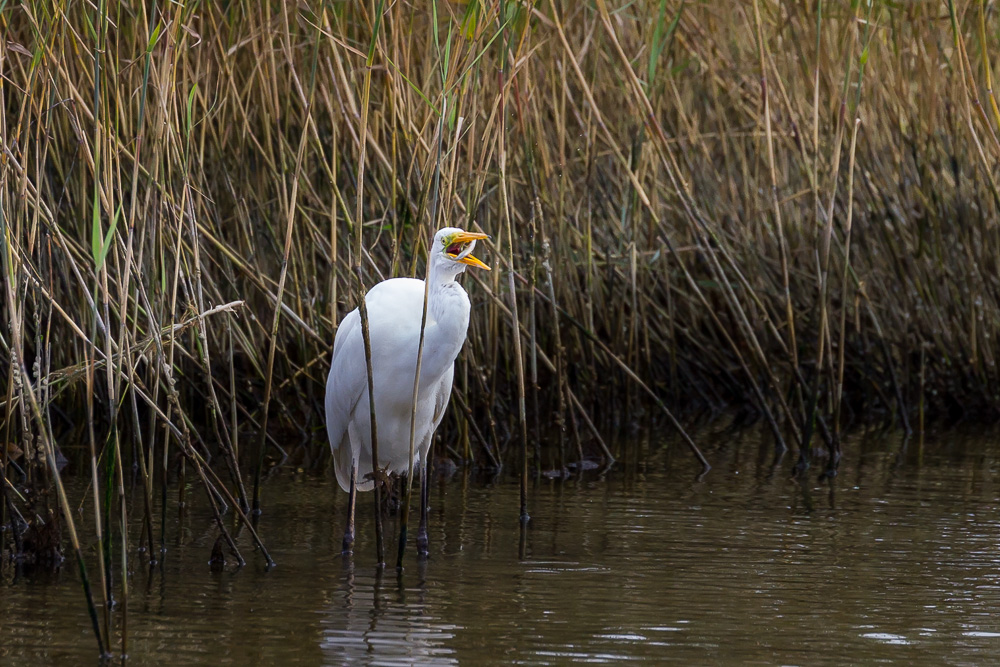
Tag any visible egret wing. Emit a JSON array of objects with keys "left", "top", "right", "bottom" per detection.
[
  {"left": 430, "top": 366, "right": 455, "bottom": 432},
  {"left": 325, "top": 308, "right": 365, "bottom": 491},
  {"left": 417, "top": 366, "right": 455, "bottom": 468}
]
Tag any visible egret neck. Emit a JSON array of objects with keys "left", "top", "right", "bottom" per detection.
[{"left": 417, "top": 249, "right": 476, "bottom": 387}]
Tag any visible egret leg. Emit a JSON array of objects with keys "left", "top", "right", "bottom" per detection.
[
  {"left": 395, "top": 473, "right": 410, "bottom": 571},
  {"left": 342, "top": 460, "right": 357, "bottom": 554},
  {"left": 416, "top": 459, "right": 430, "bottom": 557}
]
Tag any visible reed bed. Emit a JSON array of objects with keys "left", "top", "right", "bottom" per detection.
[{"left": 2, "top": 0, "right": 1000, "bottom": 653}]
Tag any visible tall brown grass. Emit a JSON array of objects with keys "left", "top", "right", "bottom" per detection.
[{"left": 2, "top": 0, "right": 1000, "bottom": 651}]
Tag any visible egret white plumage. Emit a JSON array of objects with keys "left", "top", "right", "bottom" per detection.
[{"left": 326, "top": 227, "right": 490, "bottom": 555}]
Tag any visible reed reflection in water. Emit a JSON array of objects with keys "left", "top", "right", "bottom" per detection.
[{"left": 2, "top": 426, "right": 1000, "bottom": 664}]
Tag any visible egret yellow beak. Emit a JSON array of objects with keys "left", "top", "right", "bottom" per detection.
[
  {"left": 450, "top": 231, "right": 491, "bottom": 271},
  {"left": 458, "top": 254, "right": 490, "bottom": 270}
]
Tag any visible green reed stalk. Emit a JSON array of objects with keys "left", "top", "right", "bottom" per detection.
[{"left": 833, "top": 118, "right": 862, "bottom": 441}]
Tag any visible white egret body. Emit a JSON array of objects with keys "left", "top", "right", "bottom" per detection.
[{"left": 325, "top": 227, "right": 489, "bottom": 553}]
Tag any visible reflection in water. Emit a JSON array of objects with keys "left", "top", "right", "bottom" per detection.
[
  {"left": 2, "top": 425, "right": 1000, "bottom": 664},
  {"left": 321, "top": 562, "right": 458, "bottom": 666}
]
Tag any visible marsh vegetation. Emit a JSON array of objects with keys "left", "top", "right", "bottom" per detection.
[{"left": 2, "top": 0, "right": 1000, "bottom": 656}]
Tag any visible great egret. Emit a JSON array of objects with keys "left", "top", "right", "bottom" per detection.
[{"left": 326, "top": 227, "right": 490, "bottom": 556}]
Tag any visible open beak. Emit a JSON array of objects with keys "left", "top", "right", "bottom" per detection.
[{"left": 454, "top": 231, "right": 491, "bottom": 271}]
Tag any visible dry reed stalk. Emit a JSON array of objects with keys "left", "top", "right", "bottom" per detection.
[
  {"left": 353, "top": 0, "right": 387, "bottom": 567},
  {"left": 500, "top": 77, "right": 531, "bottom": 524}
]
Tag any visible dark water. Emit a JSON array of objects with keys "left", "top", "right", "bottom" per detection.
[{"left": 3, "top": 426, "right": 1000, "bottom": 665}]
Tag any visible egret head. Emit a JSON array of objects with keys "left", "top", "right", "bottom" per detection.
[{"left": 433, "top": 227, "right": 491, "bottom": 276}]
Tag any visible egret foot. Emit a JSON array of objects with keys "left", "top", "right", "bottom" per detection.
[{"left": 363, "top": 466, "right": 393, "bottom": 491}]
